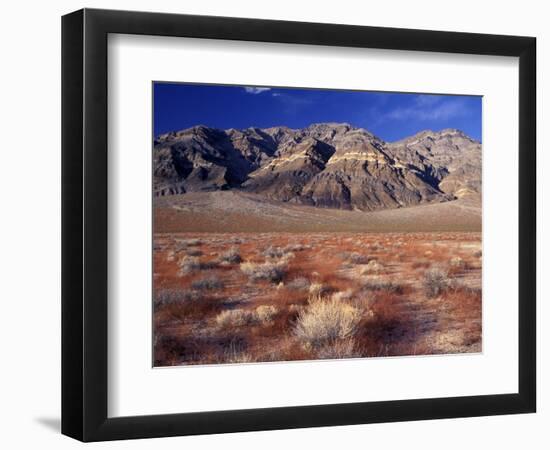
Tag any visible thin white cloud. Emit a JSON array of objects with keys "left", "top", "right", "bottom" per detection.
[
  {"left": 243, "top": 86, "right": 271, "bottom": 94},
  {"left": 413, "top": 94, "right": 442, "bottom": 107},
  {"left": 385, "top": 97, "right": 467, "bottom": 121},
  {"left": 270, "top": 92, "right": 314, "bottom": 113}
]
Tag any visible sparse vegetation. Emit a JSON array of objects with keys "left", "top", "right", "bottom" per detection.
[
  {"left": 347, "top": 252, "right": 369, "bottom": 264},
  {"left": 287, "top": 277, "right": 310, "bottom": 290},
  {"left": 255, "top": 305, "right": 278, "bottom": 323},
  {"left": 360, "top": 260, "right": 384, "bottom": 274},
  {"left": 155, "top": 289, "right": 200, "bottom": 305},
  {"left": 240, "top": 260, "right": 287, "bottom": 283},
  {"left": 191, "top": 275, "right": 224, "bottom": 290},
  {"left": 331, "top": 289, "right": 354, "bottom": 301},
  {"left": 179, "top": 238, "right": 202, "bottom": 247},
  {"left": 294, "top": 296, "right": 363, "bottom": 349},
  {"left": 215, "top": 305, "right": 278, "bottom": 328},
  {"left": 178, "top": 256, "right": 202, "bottom": 274},
  {"left": 317, "top": 338, "right": 358, "bottom": 359},
  {"left": 362, "top": 280, "right": 403, "bottom": 294},
  {"left": 177, "top": 255, "right": 217, "bottom": 274},
  {"left": 449, "top": 256, "right": 466, "bottom": 268},
  {"left": 284, "top": 243, "right": 309, "bottom": 252},
  {"left": 222, "top": 340, "right": 254, "bottom": 364},
  {"left": 308, "top": 282, "right": 328, "bottom": 297},
  {"left": 155, "top": 232, "right": 482, "bottom": 366},
  {"left": 262, "top": 245, "right": 285, "bottom": 259},
  {"left": 424, "top": 267, "right": 449, "bottom": 297},
  {"left": 215, "top": 309, "right": 255, "bottom": 327},
  {"left": 219, "top": 247, "right": 242, "bottom": 264}
]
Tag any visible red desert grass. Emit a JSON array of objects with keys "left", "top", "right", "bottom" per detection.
[{"left": 153, "top": 232, "right": 482, "bottom": 366}]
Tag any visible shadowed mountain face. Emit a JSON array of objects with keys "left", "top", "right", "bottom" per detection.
[{"left": 154, "top": 123, "right": 481, "bottom": 211}]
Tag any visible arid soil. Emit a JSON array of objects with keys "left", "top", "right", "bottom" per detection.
[
  {"left": 154, "top": 191, "right": 481, "bottom": 233},
  {"left": 153, "top": 231, "right": 482, "bottom": 366}
]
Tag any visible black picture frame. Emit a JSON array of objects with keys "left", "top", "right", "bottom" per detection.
[{"left": 61, "top": 8, "right": 536, "bottom": 442}]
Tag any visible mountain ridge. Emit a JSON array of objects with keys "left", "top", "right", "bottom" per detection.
[{"left": 153, "top": 123, "right": 481, "bottom": 211}]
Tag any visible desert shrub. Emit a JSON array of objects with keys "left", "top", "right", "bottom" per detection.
[
  {"left": 362, "top": 280, "right": 403, "bottom": 294},
  {"left": 284, "top": 243, "right": 308, "bottom": 252},
  {"left": 449, "top": 256, "right": 466, "bottom": 268},
  {"left": 317, "top": 338, "right": 359, "bottom": 360},
  {"left": 473, "top": 250, "right": 482, "bottom": 258},
  {"left": 219, "top": 247, "right": 242, "bottom": 264},
  {"left": 288, "top": 304, "right": 302, "bottom": 313},
  {"left": 201, "top": 260, "right": 218, "bottom": 270},
  {"left": 222, "top": 340, "right": 254, "bottom": 364},
  {"left": 287, "top": 277, "right": 311, "bottom": 290},
  {"left": 186, "top": 248, "right": 203, "bottom": 257},
  {"left": 155, "top": 289, "right": 176, "bottom": 305},
  {"left": 262, "top": 245, "right": 285, "bottom": 259},
  {"left": 347, "top": 252, "right": 369, "bottom": 265},
  {"left": 215, "top": 308, "right": 266, "bottom": 327},
  {"left": 215, "top": 309, "right": 254, "bottom": 327},
  {"left": 215, "top": 305, "right": 278, "bottom": 328},
  {"left": 360, "top": 260, "right": 384, "bottom": 274},
  {"left": 424, "top": 267, "right": 449, "bottom": 297},
  {"left": 182, "top": 238, "right": 202, "bottom": 246},
  {"left": 280, "top": 252, "right": 296, "bottom": 263},
  {"left": 262, "top": 246, "right": 295, "bottom": 262},
  {"left": 155, "top": 289, "right": 200, "bottom": 305},
  {"left": 255, "top": 305, "right": 278, "bottom": 323},
  {"left": 308, "top": 282, "right": 329, "bottom": 297},
  {"left": 174, "top": 238, "right": 202, "bottom": 252},
  {"left": 331, "top": 289, "right": 354, "bottom": 302},
  {"left": 191, "top": 275, "right": 224, "bottom": 291},
  {"left": 177, "top": 256, "right": 217, "bottom": 275},
  {"left": 446, "top": 279, "right": 482, "bottom": 296},
  {"left": 294, "top": 296, "right": 362, "bottom": 349},
  {"left": 155, "top": 289, "right": 185, "bottom": 305},
  {"left": 178, "top": 256, "right": 202, "bottom": 274},
  {"left": 240, "top": 261, "right": 287, "bottom": 283}
]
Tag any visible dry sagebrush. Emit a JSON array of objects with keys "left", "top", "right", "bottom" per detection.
[
  {"left": 215, "top": 305, "right": 279, "bottom": 328},
  {"left": 294, "top": 296, "right": 363, "bottom": 349},
  {"left": 219, "top": 247, "right": 242, "bottom": 264},
  {"left": 424, "top": 267, "right": 449, "bottom": 297},
  {"left": 240, "top": 260, "right": 287, "bottom": 283}
]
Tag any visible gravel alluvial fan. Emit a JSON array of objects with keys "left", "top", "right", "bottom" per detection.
[{"left": 154, "top": 123, "right": 481, "bottom": 211}]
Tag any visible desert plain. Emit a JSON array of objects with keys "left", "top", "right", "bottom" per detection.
[{"left": 153, "top": 193, "right": 481, "bottom": 366}]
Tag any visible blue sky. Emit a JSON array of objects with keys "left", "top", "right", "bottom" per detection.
[{"left": 154, "top": 83, "right": 482, "bottom": 142}]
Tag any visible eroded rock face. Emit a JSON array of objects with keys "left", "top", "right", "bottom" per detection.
[
  {"left": 153, "top": 124, "right": 481, "bottom": 211},
  {"left": 387, "top": 129, "right": 482, "bottom": 199}
]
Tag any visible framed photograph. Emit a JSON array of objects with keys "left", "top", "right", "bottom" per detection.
[{"left": 62, "top": 8, "right": 536, "bottom": 441}]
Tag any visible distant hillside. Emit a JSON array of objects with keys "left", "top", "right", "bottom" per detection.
[{"left": 153, "top": 123, "right": 481, "bottom": 212}]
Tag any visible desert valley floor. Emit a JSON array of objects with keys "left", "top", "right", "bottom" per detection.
[{"left": 153, "top": 193, "right": 482, "bottom": 366}]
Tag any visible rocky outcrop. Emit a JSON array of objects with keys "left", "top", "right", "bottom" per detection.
[{"left": 386, "top": 128, "right": 482, "bottom": 198}]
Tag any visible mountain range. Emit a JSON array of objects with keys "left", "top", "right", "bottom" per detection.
[{"left": 153, "top": 123, "right": 481, "bottom": 212}]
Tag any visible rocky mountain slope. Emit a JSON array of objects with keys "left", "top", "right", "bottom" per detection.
[{"left": 154, "top": 123, "right": 481, "bottom": 211}]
